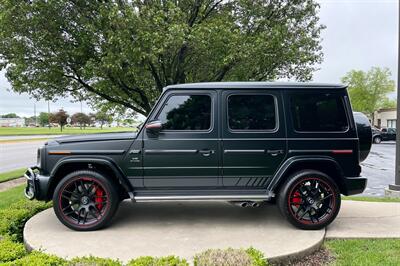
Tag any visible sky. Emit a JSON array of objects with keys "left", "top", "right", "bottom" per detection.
[{"left": 0, "top": 0, "right": 398, "bottom": 118}]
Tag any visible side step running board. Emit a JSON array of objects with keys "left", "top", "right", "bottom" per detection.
[{"left": 130, "top": 193, "right": 274, "bottom": 202}]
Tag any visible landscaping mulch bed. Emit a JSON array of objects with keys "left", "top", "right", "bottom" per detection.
[{"left": 271, "top": 248, "right": 335, "bottom": 266}]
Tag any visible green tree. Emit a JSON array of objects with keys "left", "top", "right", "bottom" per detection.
[
  {"left": 1, "top": 113, "right": 19, "bottom": 118},
  {"left": 0, "top": 0, "right": 325, "bottom": 116},
  {"left": 95, "top": 111, "right": 113, "bottom": 129},
  {"left": 38, "top": 112, "right": 50, "bottom": 127},
  {"left": 49, "top": 109, "right": 68, "bottom": 132},
  {"left": 342, "top": 67, "right": 395, "bottom": 121}
]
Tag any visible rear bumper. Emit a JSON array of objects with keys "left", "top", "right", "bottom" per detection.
[
  {"left": 342, "top": 176, "right": 367, "bottom": 196},
  {"left": 24, "top": 166, "right": 50, "bottom": 201}
]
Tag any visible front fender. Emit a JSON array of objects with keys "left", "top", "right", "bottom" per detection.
[{"left": 50, "top": 157, "right": 133, "bottom": 193}]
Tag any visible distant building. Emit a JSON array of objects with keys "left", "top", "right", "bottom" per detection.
[
  {"left": 0, "top": 118, "right": 25, "bottom": 127},
  {"left": 373, "top": 107, "right": 397, "bottom": 129}
]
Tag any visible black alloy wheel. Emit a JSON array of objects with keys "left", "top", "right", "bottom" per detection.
[
  {"left": 278, "top": 170, "right": 341, "bottom": 230},
  {"left": 53, "top": 170, "right": 119, "bottom": 231}
]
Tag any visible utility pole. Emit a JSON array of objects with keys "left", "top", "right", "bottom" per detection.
[
  {"left": 48, "top": 101, "right": 51, "bottom": 129},
  {"left": 387, "top": 1, "right": 400, "bottom": 196}
]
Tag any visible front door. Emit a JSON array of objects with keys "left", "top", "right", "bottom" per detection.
[
  {"left": 142, "top": 90, "right": 220, "bottom": 188},
  {"left": 222, "top": 90, "right": 287, "bottom": 188}
]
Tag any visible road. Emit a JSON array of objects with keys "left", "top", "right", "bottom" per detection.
[
  {"left": 0, "top": 139, "right": 396, "bottom": 197},
  {"left": 0, "top": 140, "right": 48, "bottom": 172},
  {"left": 0, "top": 135, "right": 64, "bottom": 141}
]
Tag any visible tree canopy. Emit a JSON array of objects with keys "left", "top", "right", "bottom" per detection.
[
  {"left": 71, "top": 112, "right": 91, "bottom": 128},
  {"left": 1, "top": 113, "right": 19, "bottom": 118},
  {"left": 341, "top": 67, "right": 396, "bottom": 118},
  {"left": 95, "top": 111, "right": 113, "bottom": 129},
  {"left": 0, "top": 0, "right": 325, "bottom": 116},
  {"left": 49, "top": 109, "right": 69, "bottom": 131},
  {"left": 38, "top": 112, "right": 50, "bottom": 127}
]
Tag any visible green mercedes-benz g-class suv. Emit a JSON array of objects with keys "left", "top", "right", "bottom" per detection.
[{"left": 25, "top": 82, "right": 371, "bottom": 231}]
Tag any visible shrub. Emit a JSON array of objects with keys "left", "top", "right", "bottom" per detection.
[
  {"left": 194, "top": 247, "right": 267, "bottom": 266},
  {"left": 0, "top": 238, "right": 27, "bottom": 262},
  {"left": 1, "top": 251, "right": 67, "bottom": 266},
  {"left": 246, "top": 247, "right": 267, "bottom": 266},
  {"left": 0, "top": 199, "right": 51, "bottom": 242},
  {"left": 69, "top": 256, "right": 122, "bottom": 266},
  {"left": 127, "top": 255, "right": 188, "bottom": 266}
]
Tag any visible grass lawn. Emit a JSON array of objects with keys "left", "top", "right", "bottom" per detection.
[
  {"left": 342, "top": 196, "right": 400, "bottom": 203},
  {"left": 0, "top": 185, "right": 25, "bottom": 210},
  {"left": 0, "top": 168, "right": 26, "bottom": 183},
  {"left": 0, "top": 126, "right": 135, "bottom": 136},
  {"left": 326, "top": 239, "right": 400, "bottom": 265}
]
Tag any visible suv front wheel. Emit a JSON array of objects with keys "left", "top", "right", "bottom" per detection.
[
  {"left": 53, "top": 170, "right": 119, "bottom": 231},
  {"left": 277, "top": 170, "right": 341, "bottom": 230}
]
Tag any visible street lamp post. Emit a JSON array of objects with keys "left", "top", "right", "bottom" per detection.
[{"left": 387, "top": 2, "right": 400, "bottom": 195}]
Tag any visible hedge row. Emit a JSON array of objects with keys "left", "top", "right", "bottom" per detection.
[
  {"left": 0, "top": 199, "right": 268, "bottom": 266},
  {"left": 0, "top": 244, "right": 266, "bottom": 266},
  {"left": 0, "top": 199, "right": 51, "bottom": 242}
]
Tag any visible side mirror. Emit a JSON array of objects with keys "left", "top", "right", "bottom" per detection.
[{"left": 145, "top": 120, "right": 162, "bottom": 135}]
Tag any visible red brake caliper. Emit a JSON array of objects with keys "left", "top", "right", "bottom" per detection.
[
  {"left": 95, "top": 186, "right": 104, "bottom": 210},
  {"left": 292, "top": 191, "right": 301, "bottom": 207}
]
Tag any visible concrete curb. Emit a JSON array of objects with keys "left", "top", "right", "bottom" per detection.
[{"left": 267, "top": 231, "right": 326, "bottom": 263}]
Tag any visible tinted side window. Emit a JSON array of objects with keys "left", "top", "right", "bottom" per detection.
[
  {"left": 157, "top": 94, "right": 211, "bottom": 130},
  {"left": 291, "top": 93, "right": 348, "bottom": 132},
  {"left": 228, "top": 94, "right": 276, "bottom": 130}
]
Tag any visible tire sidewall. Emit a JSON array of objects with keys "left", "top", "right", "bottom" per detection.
[
  {"left": 374, "top": 136, "right": 381, "bottom": 144},
  {"left": 277, "top": 170, "right": 341, "bottom": 230},
  {"left": 53, "top": 170, "right": 119, "bottom": 231}
]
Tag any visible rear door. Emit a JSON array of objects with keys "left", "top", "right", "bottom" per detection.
[{"left": 221, "top": 90, "right": 287, "bottom": 188}]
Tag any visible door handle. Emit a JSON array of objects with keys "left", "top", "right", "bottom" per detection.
[
  {"left": 199, "top": 149, "right": 214, "bottom": 157},
  {"left": 266, "top": 149, "right": 284, "bottom": 156}
]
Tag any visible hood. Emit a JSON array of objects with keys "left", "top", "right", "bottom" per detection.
[{"left": 47, "top": 132, "right": 137, "bottom": 145}]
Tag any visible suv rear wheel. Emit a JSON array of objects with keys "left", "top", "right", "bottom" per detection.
[
  {"left": 53, "top": 170, "right": 119, "bottom": 231},
  {"left": 277, "top": 170, "right": 341, "bottom": 230}
]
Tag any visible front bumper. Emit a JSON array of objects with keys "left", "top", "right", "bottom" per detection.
[
  {"left": 342, "top": 176, "right": 367, "bottom": 196},
  {"left": 24, "top": 166, "right": 50, "bottom": 200}
]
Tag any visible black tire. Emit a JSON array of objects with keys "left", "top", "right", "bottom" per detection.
[
  {"left": 53, "top": 170, "right": 119, "bottom": 231},
  {"left": 277, "top": 170, "right": 341, "bottom": 230},
  {"left": 373, "top": 136, "right": 382, "bottom": 144}
]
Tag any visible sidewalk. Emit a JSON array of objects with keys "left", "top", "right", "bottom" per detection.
[
  {"left": 0, "top": 177, "right": 25, "bottom": 192},
  {"left": 327, "top": 200, "right": 400, "bottom": 238}
]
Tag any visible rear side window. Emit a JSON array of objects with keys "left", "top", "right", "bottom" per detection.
[
  {"left": 228, "top": 94, "right": 276, "bottom": 130},
  {"left": 291, "top": 93, "right": 348, "bottom": 132},
  {"left": 157, "top": 94, "right": 211, "bottom": 130}
]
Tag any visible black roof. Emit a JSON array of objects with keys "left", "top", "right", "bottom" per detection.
[
  {"left": 165, "top": 82, "right": 346, "bottom": 91},
  {"left": 164, "top": 81, "right": 347, "bottom": 90}
]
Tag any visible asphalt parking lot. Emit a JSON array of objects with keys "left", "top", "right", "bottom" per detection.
[{"left": 361, "top": 142, "right": 396, "bottom": 197}]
